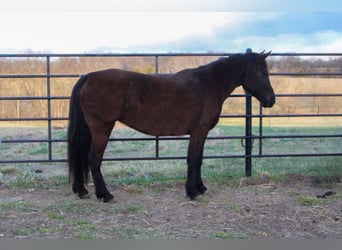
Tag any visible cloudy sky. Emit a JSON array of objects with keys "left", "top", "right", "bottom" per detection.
[{"left": 1, "top": 0, "right": 342, "bottom": 53}]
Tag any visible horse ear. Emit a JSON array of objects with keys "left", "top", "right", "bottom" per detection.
[{"left": 260, "top": 51, "right": 271, "bottom": 59}]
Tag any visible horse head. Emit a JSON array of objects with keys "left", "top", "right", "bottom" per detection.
[{"left": 242, "top": 51, "right": 275, "bottom": 108}]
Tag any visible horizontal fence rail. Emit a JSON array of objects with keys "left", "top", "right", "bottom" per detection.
[{"left": 0, "top": 52, "right": 342, "bottom": 176}]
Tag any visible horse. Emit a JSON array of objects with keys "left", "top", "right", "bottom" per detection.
[{"left": 67, "top": 51, "right": 275, "bottom": 203}]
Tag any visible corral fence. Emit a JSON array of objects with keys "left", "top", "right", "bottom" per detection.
[{"left": 0, "top": 52, "right": 342, "bottom": 176}]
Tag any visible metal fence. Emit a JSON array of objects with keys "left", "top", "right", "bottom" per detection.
[{"left": 1, "top": 52, "right": 342, "bottom": 176}]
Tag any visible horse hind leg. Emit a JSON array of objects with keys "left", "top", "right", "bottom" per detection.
[{"left": 88, "top": 121, "right": 115, "bottom": 203}]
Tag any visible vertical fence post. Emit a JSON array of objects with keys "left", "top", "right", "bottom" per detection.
[
  {"left": 46, "top": 56, "right": 52, "bottom": 161},
  {"left": 155, "top": 55, "right": 160, "bottom": 158},
  {"left": 259, "top": 104, "right": 263, "bottom": 155},
  {"left": 245, "top": 93, "right": 253, "bottom": 177}
]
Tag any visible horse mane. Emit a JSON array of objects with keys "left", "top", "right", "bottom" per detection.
[
  {"left": 173, "top": 54, "right": 247, "bottom": 77},
  {"left": 198, "top": 53, "right": 245, "bottom": 69},
  {"left": 190, "top": 53, "right": 247, "bottom": 76}
]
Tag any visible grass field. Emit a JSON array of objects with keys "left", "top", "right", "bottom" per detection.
[{"left": 0, "top": 123, "right": 341, "bottom": 185}]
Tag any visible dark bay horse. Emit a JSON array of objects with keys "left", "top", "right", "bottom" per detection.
[{"left": 68, "top": 51, "right": 275, "bottom": 202}]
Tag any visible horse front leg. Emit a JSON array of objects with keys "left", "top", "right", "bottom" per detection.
[{"left": 186, "top": 130, "right": 208, "bottom": 200}]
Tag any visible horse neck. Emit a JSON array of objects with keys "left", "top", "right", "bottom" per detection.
[{"left": 205, "top": 57, "right": 246, "bottom": 101}]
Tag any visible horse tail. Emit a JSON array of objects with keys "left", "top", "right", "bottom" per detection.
[{"left": 67, "top": 75, "right": 91, "bottom": 188}]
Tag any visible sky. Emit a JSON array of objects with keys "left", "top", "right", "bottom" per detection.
[{"left": 1, "top": 0, "right": 342, "bottom": 54}]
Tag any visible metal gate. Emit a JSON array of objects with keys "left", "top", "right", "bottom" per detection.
[{"left": 1, "top": 52, "right": 342, "bottom": 176}]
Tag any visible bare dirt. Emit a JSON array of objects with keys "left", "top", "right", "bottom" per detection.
[{"left": 0, "top": 173, "right": 341, "bottom": 239}]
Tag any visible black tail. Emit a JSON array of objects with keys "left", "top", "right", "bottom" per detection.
[{"left": 67, "top": 75, "right": 91, "bottom": 191}]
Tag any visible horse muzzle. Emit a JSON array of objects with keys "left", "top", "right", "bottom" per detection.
[{"left": 262, "top": 96, "right": 276, "bottom": 108}]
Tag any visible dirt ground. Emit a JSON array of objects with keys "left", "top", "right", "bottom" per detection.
[{"left": 0, "top": 173, "right": 341, "bottom": 239}]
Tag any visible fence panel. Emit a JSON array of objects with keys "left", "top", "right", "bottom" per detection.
[{"left": 0, "top": 53, "right": 342, "bottom": 176}]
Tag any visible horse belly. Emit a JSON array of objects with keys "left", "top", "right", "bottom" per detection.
[{"left": 119, "top": 103, "right": 194, "bottom": 136}]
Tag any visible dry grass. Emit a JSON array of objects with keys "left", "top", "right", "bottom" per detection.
[{"left": 0, "top": 173, "right": 341, "bottom": 239}]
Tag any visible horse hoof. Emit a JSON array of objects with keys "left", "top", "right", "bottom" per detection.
[
  {"left": 96, "top": 190, "right": 114, "bottom": 203},
  {"left": 197, "top": 184, "right": 207, "bottom": 195},
  {"left": 74, "top": 186, "right": 89, "bottom": 199},
  {"left": 186, "top": 187, "right": 201, "bottom": 200},
  {"left": 103, "top": 193, "right": 114, "bottom": 203},
  {"left": 186, "top": 182, "right": 207, "bottom": 200},
  {"left": 78, "top": 193, "right": 91, "bottom": 199}
]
